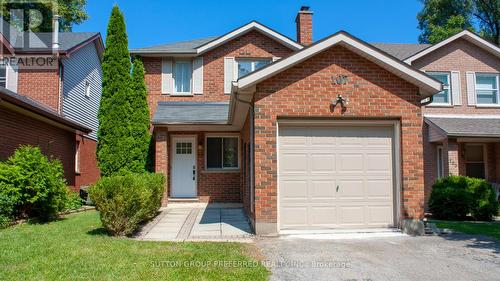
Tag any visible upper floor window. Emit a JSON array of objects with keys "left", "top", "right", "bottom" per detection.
[
  {"left": 237, "top": 59, "right": 270, "bottom": 78},
  {"left": 475, "top": 73, "right": 499, "bottom": 105},
  {"left": 428, "top": 72, "right": 450, "bottom": 105},
  {"left": 173, "top": 61, "right": 192, "bottom": 94},
  {"left": 0, "top": 66, "right": 6, "bottom": 88},
  {"left": 84, "top": 81, "right": 91, "bottom": 97}
]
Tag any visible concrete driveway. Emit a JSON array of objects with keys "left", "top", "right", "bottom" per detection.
[
  {"left": 257, "top": 233, "right": 500, "bottom": 281},
  {"left": 137, "top": 203, "right": 253, "bottom": 241}
]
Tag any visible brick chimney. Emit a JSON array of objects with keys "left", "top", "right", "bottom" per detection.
[{"left": 295, "top": 6, "right": 313, "bottom": 46}]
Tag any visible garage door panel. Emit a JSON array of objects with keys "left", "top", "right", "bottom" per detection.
[
  {"left": 338, "top": 154, "right": 364, "bottom": 172},
  {"left": 310, "top": 206, "right": 337, "bottom": 226},
  {"left": 280, "top": 180, "right": 308, "bottom": 199},
  {"left": 310, "top": 153, "right": 336, "bottom": 173},
  {"left": 280, "top": 207, "right": 308, "bottom": 228},
  {"left": 279, "top": 125, "right": 395, "bottom": 230},
  {"left": 280, "top": 153, "right": 307, "bottom": 173},
  {"left": 311, "top": 180, "right": 337, "bottom": 199}
]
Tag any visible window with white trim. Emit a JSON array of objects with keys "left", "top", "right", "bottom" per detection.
[
  {"left": 236, "top": 59, "right": 271, "bottom": 78},
  {"left": 437, "top": 146, "right": 444, "bottom": 179},
  {"left": 0, "top": 66, "right": 6, "bottom": 88},
  {"left": 428, "top": 72, "right": 451, "bottom": 105},
  {"left": 206, "top": 136, "right": 239, "bottom": 169},
  {"left": 475, "top": 73, "right": 499, "bottom": 105},
  {"left": 173, "top": 61, "right": 192, "bottom": 94},
  {"left": 84, "top": 80, "right": 90, "bottom": 97}
]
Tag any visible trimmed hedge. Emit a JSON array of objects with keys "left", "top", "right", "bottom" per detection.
[
  {"left": 429, "top": 176, "right": 499, "bottom": 221},
  {"left": 88, "top": 173, "right": 165, "bottom": 236},
  {"left": 0, "top": 146, "right": 68, "bottom": 222}
]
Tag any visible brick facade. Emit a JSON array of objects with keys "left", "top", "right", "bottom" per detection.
[
  {"left": 0, "top": 106, "right": 76, "bottom": 188},
  {"left": 419, "top": 38, "right": 500, "bottom": 209},
  {"left": 252, "top": 45, "right": 425, "bottom": 227},
  {"left": 148, "top": 31, "right": 294, "bottom": 205},
  {"left": 18, "top": 68, "right": 61, "bottom": 112},
  {"left": 74, "top": 135, "right": 100, "bottom": 189}
]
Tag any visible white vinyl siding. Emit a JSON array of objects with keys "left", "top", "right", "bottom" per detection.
[
  {"left": 475, "top": 73, "right": 499, "bottom": 106},
  {"left": 173, "top": 61, "right": 192, "bottom": 94},
  {"left": 428, "top": 72, "right": 451, "bottom": 105},
  {"left": 61, "top": 42, "right": 102, "bottom": 140}
]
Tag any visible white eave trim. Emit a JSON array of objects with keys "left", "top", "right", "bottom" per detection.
[
  {"left": 196, "top": 21, "right": 303, "bottom": 54},
  {"left": 237, "top": 32, "right": 442, "bottom": 96},
  {"left": 404, "top": 30, "right": 500, "bottom": 63}
]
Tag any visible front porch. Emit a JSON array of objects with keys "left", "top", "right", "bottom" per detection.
[{"left": 425, "top": 116, "right": 500, "bottom": 204}]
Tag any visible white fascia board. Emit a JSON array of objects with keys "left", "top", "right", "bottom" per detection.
[
  {"left": 238, "top": 32, "right": 442, "bottom": 95},
  {"left": 405, "top": 30, "right": 500, "bottom": 63},
  {"left": 196, "top": 22, "right": 303, "bottom": 54}
]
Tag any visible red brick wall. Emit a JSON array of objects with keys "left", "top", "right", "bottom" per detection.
[
  {"left": 17, "top": 68, "right": 61, "bottom": 112},
  {"left": 74, "top": 135, "right": 100, "bottom": 189},
  {"left": 158, "top": 131, "right": 242, "bottom": 203},
  {"left": 143, "top": 30, "right": 294, "bottom": 118},
  {"left": 253, "top": 45, "right": 425, "bottom": 224},
  {"left": 0, "top": 106, "right": 76, "bottom": 187},
  {"left": 416, "top": 38, "right": 500, "bottom": 115}
]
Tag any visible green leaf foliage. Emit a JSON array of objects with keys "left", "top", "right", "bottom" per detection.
[
  {"left": 429, "top": 176, "right": 499, "bottom": 221},
  {"left": 0, "top": 146, "right": 68, "bottom": 220},
  {"left": 97, "top": 6, "right": 151, "bottom": 176},
  {"left": 88, "top": 173, "right": 165, "bottom": 236}
]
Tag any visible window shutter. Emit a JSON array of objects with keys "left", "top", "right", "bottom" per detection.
[
  {"left": 192, "top": 57, "right": 203, "bottom": 94},
  {"left": 161, "top": 59, "right": 173, "bottom": 94},
  {"left": 224, "top": 57, "right": 234, "bottom": 94},
  {"left": 6, "top": 64, "right": 18, "bottom": 92},
  {"left": 450, "top": 71, "right": 461, "bottom": 105},
  {"left": 466, "top": 71, "right": 476, "bottom": 106}
]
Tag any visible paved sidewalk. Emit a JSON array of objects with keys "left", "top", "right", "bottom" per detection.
[{"left": 137, "top": 203, "right": 253, "bottom": 242}]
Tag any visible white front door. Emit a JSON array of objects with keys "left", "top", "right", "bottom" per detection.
[{"left": 171, "top": 136, "right": 197, "bottom": 198}]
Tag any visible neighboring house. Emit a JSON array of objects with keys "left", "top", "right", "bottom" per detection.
[
  {"left": 0, "top": 19, "right": 104, "bottom": 190},
  {"left": 131, "top": 6, "right": 448, "bottom": 235},
  {"left": 403, "top": 31, "right": 500, "bottom": 204}
]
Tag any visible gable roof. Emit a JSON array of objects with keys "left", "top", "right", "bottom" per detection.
[
  {"left": 425, "top": 116, "right": 500, "bottom": 138},
  {"left": 237, "top": 31, "right": 442, "bottom": 97},
  {"left": 371, "top": 43, "right": 431, "bottom": 60},
  {"left": 404, "top": 30, "right": 500, "bottom": 63},
  {"left": 130, "top": 21, "right": 303, "bottom": 55}
]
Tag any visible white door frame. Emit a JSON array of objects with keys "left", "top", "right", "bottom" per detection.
[
  {"left": 276, "top": 119, "right": 402, "bottom": 233},
  {"left": 170, "top": 135, "right": 197, "bottom": 198}
]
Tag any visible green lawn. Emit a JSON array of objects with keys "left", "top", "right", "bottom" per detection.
[
  {"left": 433, "top": 220, "right": 500, "bottom": 240},
  {"left": 0, "top": 211, "right": 269, "bottom": 281}
]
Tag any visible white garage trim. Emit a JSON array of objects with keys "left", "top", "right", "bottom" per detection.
[{"left": 276, "top": 119, "right": 402, "bottom": 234}]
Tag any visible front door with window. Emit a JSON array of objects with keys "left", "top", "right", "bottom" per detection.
[{"left": 171, "top": 137, "right": 197, "bottom": 198}]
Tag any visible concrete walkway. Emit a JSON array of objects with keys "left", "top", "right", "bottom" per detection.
[{"left": 137, "top": 203, "right": 254, "bottom": 242}]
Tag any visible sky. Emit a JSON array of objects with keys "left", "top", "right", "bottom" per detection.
[{"left": 73, "top": 0, "right": 425, "bottom": 49}]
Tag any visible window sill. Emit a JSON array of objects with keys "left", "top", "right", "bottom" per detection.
[
  {"left": 475, "top": 104, "right": 500, "bottom": 108},
  {"left": 203, "top": 169, "right": 240, "bottom": 173},
  {"left": 426, "top": 103, "right": 454, "bottom": 108},
  {"left": 170, "top": 93, "right": 194, "bottom": 97}
]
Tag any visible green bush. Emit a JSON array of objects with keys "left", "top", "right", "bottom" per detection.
[
  {"left": 64, "top": 191, "right": 84, "bottom": 211},
  {"left": 429, "top": 176, "right": 499, "bottom": 221},
  {"left": 88, "top": 173, "right": 165, "bottom": 236},
  {"left": 0, "top": 193, "right": 15, "bottom": 228},
  {"left": 0, "top": 146, "right": 68, "bottom": 220}
]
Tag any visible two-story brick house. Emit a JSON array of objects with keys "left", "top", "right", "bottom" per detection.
[
  {"left": 0, "top": 18, "right": 104, "bottom": 190},
  {"left": 132, "top": 6, "right": 457, "bottom": 235}
]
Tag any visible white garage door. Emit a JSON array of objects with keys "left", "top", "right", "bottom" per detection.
[{"left": 278, "top": 125, "right": 395, "bottom": 231}]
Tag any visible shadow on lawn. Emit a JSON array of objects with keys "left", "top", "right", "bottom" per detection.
[
  {"left": 438, "top": 233, "right": 500, "bottom": 254},
  {"left": 87, "top": 227, "right": 110, "bottom": 236}
]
